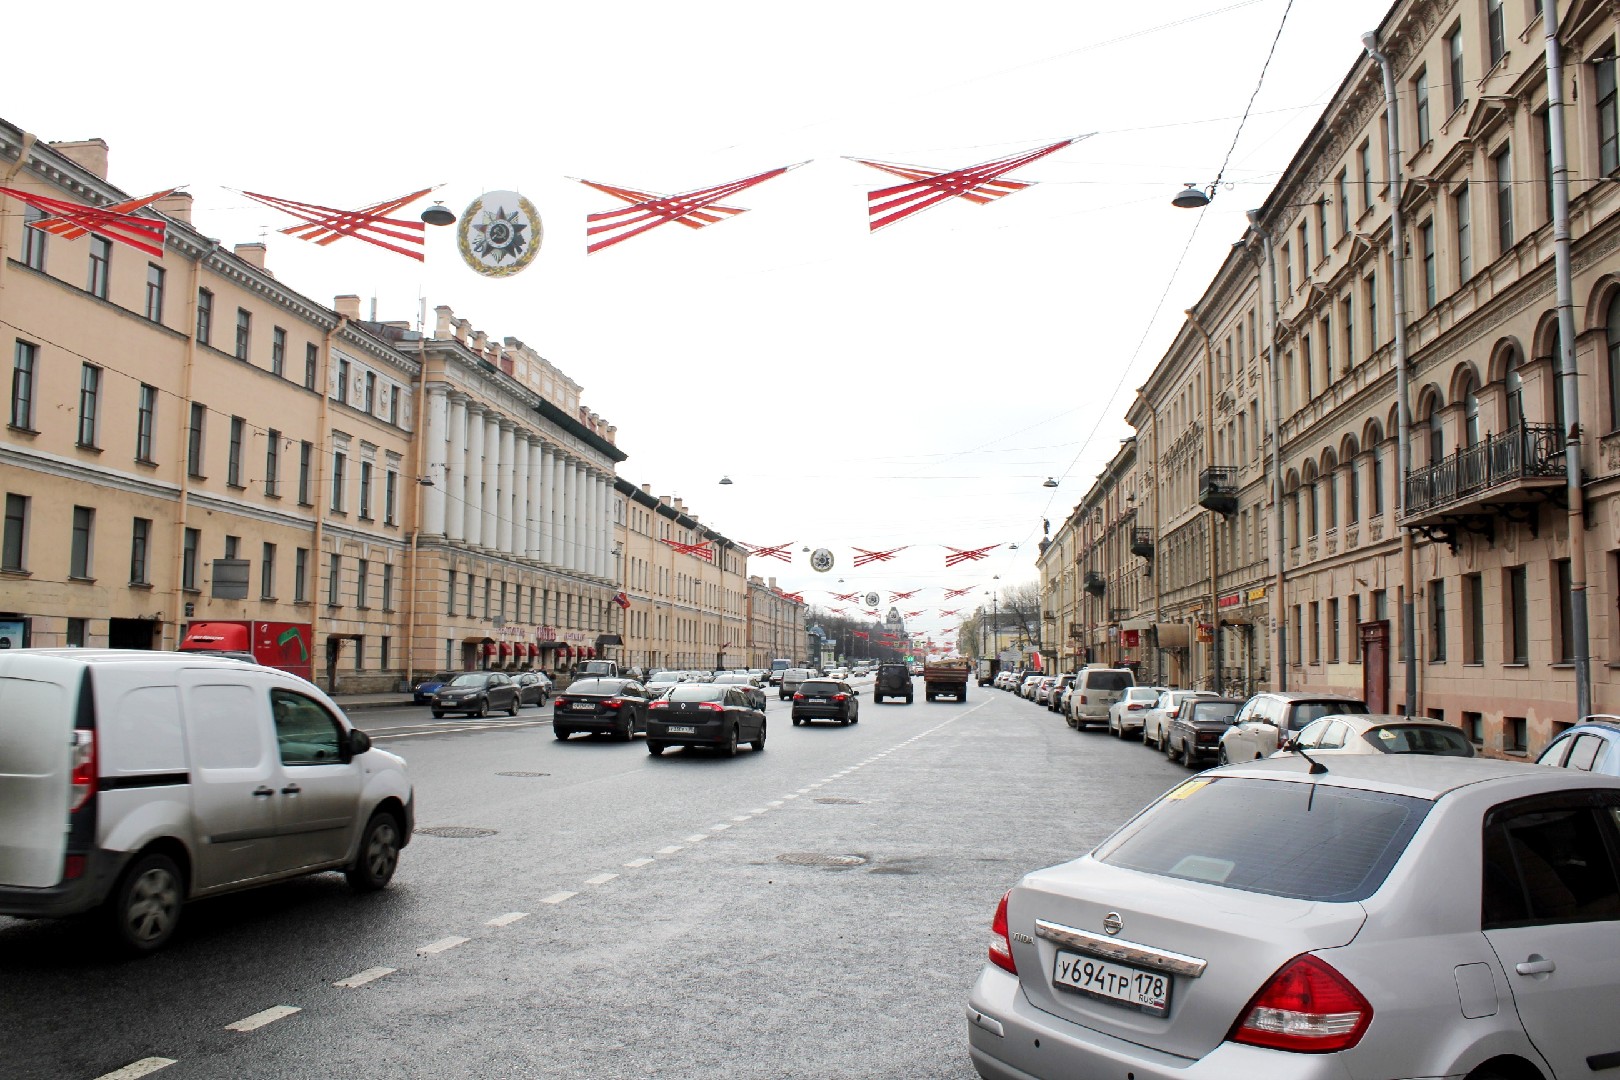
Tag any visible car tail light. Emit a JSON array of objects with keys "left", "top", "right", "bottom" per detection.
[
  {"left": 1079, "top": 694, "right": 1088, "bottom": 705},
  {"left": 1230, "top": 954, "right": 1372, "bottom": 1053},
  {"left": 1128, "top": 703, "right": 1146, "bottom": 711},
  {"left": 604, "top": 698, "right": 624, "bottom": 709},
  {"left": 834, "top": 693, "right": 848, "bottom": 702},
  {"left": 793, "top": 692, "right": 804, "bottom": 701},
  {"left": 63, "top": 854, "right": 87, "bottom": 880},
  {"left": 554, "top": 696, "right": 569, "bottom": 708},
  {"left": 649, "top": 700, "right": 669, "bottom": 710},
  {"left": 69, "top": 729, "right": 96, "bottom": 813},
  {"left": 1169, "top": 707, "right": 1181, "bottom": 718},
  {"left": 989, "top": 890, "right": 1017, "bottom": 975},
  {"left": 698, "top": 702, "right": 724, "bottom": 712}
]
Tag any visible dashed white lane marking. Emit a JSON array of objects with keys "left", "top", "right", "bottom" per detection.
[
  {"left": 417, "top": 936, "right": 470, "bottom": 956},
  {"left": 684, "top": 834, "right": 708, "bottom": 843},
  {"left": 334, "top": 967, "right": 396, "bottom": 988},
  {"left": 749, "top": 808, "right": 768, "bottom": 814},
  {"left": 584, "top": 872, "right": 618, "bottom": 886},
  {"left": 730, "top": 815, "right": 751, "bottom": 822},
  {"left": 711, "top": 823, "right": 733, "bottom": 830},
  {"left": 768, "top": 800, "right": 785, "bottom": 807},
  {"left": 487, "top": 912, "right": 529, "bottom": 927},
  {"left": 226, "top": 1005, "right": 300, "bottom": 1032},
  {"left": 624, "top": 857, "right": 654, "bottom": 868},
  {"left": 95, "top": 1059, "right": 177, "bottom": 1079},
  {"left": 657, "top": 845, "right": 683, "bottom": 855},
  {"left": 540, "top": 891, "right": 576, "bottom": 905},
  {"left": 796, "top": 787, "right": 812, "bottom": 793}
]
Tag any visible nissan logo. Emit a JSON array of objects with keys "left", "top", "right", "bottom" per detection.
[{"left": 1102, "top": 912, "right": 1124, "bottom": 936}]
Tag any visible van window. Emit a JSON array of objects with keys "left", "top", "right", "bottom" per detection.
[
  {"left": 1289, "top": 700, "right": 1369, "bottom": 730},
  {"left": 1083, "top": 671, "right": 1133, "bottom": 692},
  {"left": 271, "top": 689, "right": 344, "bottom": 765}
]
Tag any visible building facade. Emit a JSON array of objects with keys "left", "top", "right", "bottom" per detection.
[{"left": 746, "top": 575, "right": 808, "bottom": 668}]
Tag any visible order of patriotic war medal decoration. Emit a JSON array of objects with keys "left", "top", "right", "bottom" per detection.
[
  {"left": 459, "top": 190, "right": 542, "bottom": 276},
  {"left": 809, "top": 548, "right": 835, "bottom": 573}
]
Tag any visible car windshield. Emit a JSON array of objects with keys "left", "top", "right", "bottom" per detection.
[
  {"left": 1084, "top": 671, "right": 1132, "bottom": 691},
  {"left": 449, "top": 674, "right": 488, "bottom": 687},
  {"left": 666, "top": 685, "right": 727, "bottom": 702},
  {"left": 1096, "top": 776, "right": 1431, "bottom": 903},
  {"left": 567, "top": 679, "right": 626, "bottom": 694},
  {"left": 1364, "top": 724, "right": 1475, "bottom": 756},
  {"left": 785, "top": 670, "right": 810, "bottom": 678},
  {"left": 1292, "top": 701, "right": 1370, "bottom": 729},
  {"left": 800, "top": 681, "right": 843, "bottom": 694},
  {"left": 1126, "top": 688, "right": 1159, "bottom": 702}
]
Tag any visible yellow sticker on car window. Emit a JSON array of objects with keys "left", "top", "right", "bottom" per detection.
[{"left": 1166, "top": 779, "right": 1211, "bottom": 801}]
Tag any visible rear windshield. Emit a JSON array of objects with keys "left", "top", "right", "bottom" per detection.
[
  {"left": 800, "top": 681, "right": 843, "bottom": 694},
  {"left": 713, "top": 674, "right": 749, "bottom": 684},
  {"left": 567, "top": 678, "right": 625, "bottom": 694},
  {"left": 785, "top": 669, "right": 811, "bottom": 678},
  {"left": 1082, "top": 671, "right": 1133, "bottom": 692},
  {"left": 1096, "top": 776, "right": 1430, "bottom": 903},
  {"left": 1290, "top": 701, "right": 1369, "bottom": 729},
  {"left": 1364, "top": 724, "right": 1475, "bottom": 756},
  {"left": 1185, "top": 702, "right": 1239, "bottom": 723},
  {"left": 666, "top": 685, "right": 727, "bottom": 702}
]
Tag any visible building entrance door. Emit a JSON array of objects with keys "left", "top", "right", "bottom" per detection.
[{"left": 1359, "top": 620, "right": 1390, "bottom": 713}]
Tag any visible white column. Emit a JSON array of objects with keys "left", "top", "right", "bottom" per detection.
[
  {"left": 513, "top": 433, "right": 530, "bottom": 561},
  {"left": 446, "top": 395, "right": 466, "bottom": 543},
  {"left": 523, "top": 438, "right": 540, "bottom": 560},
  {"left": 482, "top": 413, "right": 500, "bottom": 549},
  {"left": 497, "top": 421, "right": 516, "bottom": 555},
  {"left": 463, "top": 404, "right": 484, "bottom": 547},
  {"left": 596, "top": 474, "right": 610, "bottom": 579},
  {"left": 581, "top": 470, "right": 597, "bottom": 578},
  {"left": 423, "top": 386, "right": 449, "bottom": 537},
  {"left": 539, "top": 443, "right": 555, "bottom": 565},
  {"left": 566, "top": 461, "right": 582, "bottom": 571}
]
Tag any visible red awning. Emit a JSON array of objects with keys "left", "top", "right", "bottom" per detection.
[
  {"left": 584, "top": 647, "right": 595, "bottom": 659},
  {"left": 483, "top": 643, "right": 497, "bottom": 656},
  {"left": 558, "top": 644, "right": 572, "bottom": 656}
]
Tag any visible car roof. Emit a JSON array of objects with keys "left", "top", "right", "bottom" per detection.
[
  {"left": 1211, "top": 753, "right": 1617, "bottom": 800},
  {"left": 1252, "top": 690, "right": 1368, "bottom": 702},
  {"left": 1312, "top": 713, "right": 1458, "bottom": 730}
]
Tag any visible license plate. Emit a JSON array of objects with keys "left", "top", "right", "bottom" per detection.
[
  {"left": 808, "top": 697, "right": 827, "bottom": 703},
  {"left": 570, "top": 702, "right": 595, "bottom": 711},
  {"left": 1052, "top": 950, "right": 1170, "bottom": 1015},
  {"left": 667, "top": 725, "right": 695, "bottom": 734}
]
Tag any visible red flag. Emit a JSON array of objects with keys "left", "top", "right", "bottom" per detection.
[
  {"left": 1030, "top": 651, "right": 1044, "bottom": 672},
  {"left": 852, "top": 631, "right": 869, "bottom": 640},
  {"left": 612, "top": 591, "right": 631, "bottom": 610}
]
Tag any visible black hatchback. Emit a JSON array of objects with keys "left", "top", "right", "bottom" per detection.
[
  {"left": 1166, "top": 697, "right": 1243, "bottom": 768},
  {"left": 792, "top": 679, "right": 860, "bottom": 726},
  {"left": 553, "top": 678, "right": 651, "bottom": 741},
  {"left": 646, "top": 685, "right": 766, "bottom": 756}
]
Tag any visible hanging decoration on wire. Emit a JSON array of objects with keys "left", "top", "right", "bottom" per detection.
[
  {"left": 659, "top": 538, "right": 714, "bottom": 561},
  {"left": 809, "top": 547, "right": 835, "bottom": 572},
  {"left": 852, "top": 631, "right": 870, "bottom": 640},
  {"left": 3, "top": 187, "right": 169, "bottom": 257},
  {"left": 458, "top": 190, "right": 542, "bottom": 277},
  {"left": 942, "top": 586, "right": 976, "bottom": 599},
  {"left": 740, "top": 541, "right": 793, "bottom": 563},
  {"left": 863, "top": 609, "right": 880, "bottom": 617},
  {"left": 26, "top": 187, "right": 176, "bottom": 245},
  {"left": 945, "top": 544, "right": 1000, "bottom": 567},
  {"left": 940, "top": 609, "right": 961, "bottom": 617},
  {"left": 577, "top": 163, "right": 805, "bottom": 254},
  {"left": 830, "top": 591, "right": 861, "bottom": 602},
  {"left": 239, "top": 187, "right": 434, "bottom": 261},
  {"left": 781, "top": 591, "right": 804, "bottom": 603},
  {"left": 853, "top": 546, "right": 906, "bottom": 568},
  {"left": 850, "top": 135, "right": 1091, "bottom": 233},
  {"left": 888, "top": 589, "right": 920, "bottom": 602},
  {"left": 904, "top": 610, "right": 925, "bottom": 619}
]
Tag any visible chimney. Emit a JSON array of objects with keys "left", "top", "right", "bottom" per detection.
[
  {"left": 334, "top": 295, "right": 362, "bottom": 320},
  {"left": 49, "top": 139, "right": 109, "bottom": 180},
  {"left": 234, "top": 243, "right": 266, "bottom": 270},
  {"left": 640, "top": 483, "right": 651, "bottom": 494},
  {"left": 155, "top": 191, "right": 193, "bottom": 223},
  {"left": 454, "top": 318, "right": 470, "bottom": 344}
]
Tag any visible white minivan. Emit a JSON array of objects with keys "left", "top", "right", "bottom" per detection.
[
  {"left": 1064, "top": 667, "right": 1136, "bottom": 730},
  {"left": 0, "top": 650, "right": 414, "bottom": 953}
]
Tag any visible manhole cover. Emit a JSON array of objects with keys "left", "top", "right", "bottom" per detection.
[
  {"left": 776, "top": 852, "right": 868, "bottom": 868},
  {"left": 416, "top": 826, "right": 497, "bottom": 838},
  {"left": 495, "top": 771, "right": 550, "bottom": 777},
  {"left": 813, "top": 797, "right": 861, "bottom": 805}
]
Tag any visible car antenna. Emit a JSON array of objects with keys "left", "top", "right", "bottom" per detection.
[{"left": 1295, "top": 745, "right": 1329, "bottom": 775}]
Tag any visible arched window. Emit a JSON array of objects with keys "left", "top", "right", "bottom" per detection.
[
  {"left": 1463, "top": 378, "right": 1482, "bottom": 447},
  {"left": 1308, "top": 481, "right": 1320, "bottom": 537},
  {"left": 1347, "top": 457, "right": 1360, "bottom": 522},
  {"left": 1507, "top": 360, "right": 1524, "bottom": 431},
  {"left": 1371, "top": 444, "right": 1385, "bottom": 514},
  {"left": 1325, "top": 471, "right": 1338, "bottom": 529},
  {"left": 1550, "top": 322, "right": 1568, "bottom": 435},
  {"left": 1428, "top": 410, "right": 1445, "bottom": 465}
]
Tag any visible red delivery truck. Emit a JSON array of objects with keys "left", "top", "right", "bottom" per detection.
[{"left": 178, "top": 621, "right": 313, "bottom": 682}]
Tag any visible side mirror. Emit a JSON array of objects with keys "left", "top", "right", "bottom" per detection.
[{"left": 348, "top": 729, "right": 372, "bottom": 756}]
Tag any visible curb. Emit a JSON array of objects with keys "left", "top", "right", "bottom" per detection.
[{"left": 335, "top": 698, "right": 417, "bottom": 712}]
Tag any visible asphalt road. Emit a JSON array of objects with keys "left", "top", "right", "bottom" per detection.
[{"left": 2, "top": 677, "right": 1198, "bottom": 1080}]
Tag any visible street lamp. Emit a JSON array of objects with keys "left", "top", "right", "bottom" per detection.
[{"left": 1171, "top": 183, "right": 1212, "bottom": 209}]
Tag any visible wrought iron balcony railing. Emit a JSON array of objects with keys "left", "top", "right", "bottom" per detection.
[
  {"left": 1198, "top": 465, "right": 1239, "bottom": 516},
  {"left": 1130, "top": 526, "right": 1154, "bottom": 559},
  {"left": 1402, "top": 423, "right": 1564, "bottom": 522},
  {"left": 1083, "top": 570, "right": 1106, "bottom": 596}
]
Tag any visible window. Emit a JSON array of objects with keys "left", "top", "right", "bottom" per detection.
[
  {"left": 382, "top": 564, "right": 394, "bottom": 611},
  {"left": 1555, "top": 558, "right": 1574, "bottom": 663},
  {"left": 447, "top": 569, "right": 457, "bottom": 616},
  {"left": 227, "top": 416, "right": 244, "bottom": 487},
  {"left": 133, "top": 384, "right": 157, "bottom": 463},
  {"left": 265, "top": 429, "right": 280, "bottom": 497},
  {"left": 1309, "top": 601, "right": 1321, "bottom": 663},
  {"left": 87, "top": 236, "right": 110, "bottom": 299},
  {"left": 1507, "top": 565, "right": 1529, "bottom": 663},
  {"left": 182, "top": 527, "right": 200, "bottom": 591},
  {"left": 1454, "top": 187, "right": 1472, "bottom": 282},
  {"left": 187, "top": 403, "right": 206, "bottom": 477},
  {"left": 3, "top": 493, "right": 26, "bottom": 571},
  {"left": 1608, "top": 294, "right": 1620, "bottom": 430},
  {"left": 1366, "top": 271, "right": 1378, "bottom": 349},
  {"left": 328, "top": 553, "right": 342, "bottom": 606},
  {"left": 145, "top": 264, "right": 165, "bottom": 322},
  {"left": 261, "top": 542, "right": 276, "bottom": 598},
  {"left": 77, "top": 364, "right": 101, "bottom": 448},
  {"left": 1301, "top": 335, "right": 1313, "bottom": 400},
  {"left": 1465, "top": 573, "right": 1485, "bottom": 664},
  {"left": 66, "top": 618, "right": 86, "bottom": 648},
  {"left": 1539, "top": 109, "right": 1555, "bottom": 223},
  {"left": 1414, "top": 68, "right": 1431, "bottom": 146},
  {"left": 1316, "top": 197, "right": 1328, "bottom": 254},
  {"left": 271, "top": 327, "right": 286, "bottom": 377},
  {"left": 1336, "top": 170, "right": 1349, "bottom": 234},
  {"left": 233, "top": 308, "right": 251, "bottom": 361},
  {"left": 484, "top": 576, "right": 492, "bottom": 619},
  {"left": 331, "top": 451, "right": 347, "bottom": 512},
  {"left": 336, "top": 357, "right": 350, "bottom": 404},
  {"left": 380, "top": 636, "right": 390, "bottom": 669},
  {"left": 1359, "top": 141, "right": 1373, "bottom": 211},
  {"left": 130, "top": 517, "right": 151, "bottom": 585},
  {"left": 356, "top": 558, "right": 369, "bottom": 608},
  {"left": 1298, "top": 221, "right": 1310, "bottom": 277},
  {"left": 359, "top": 461, "right": 373, "bottom": 520},
  {"left": 295, "top": 547, "right": 309, "bottom": 603},
  {"left": 1347, "top": 457, "right": 1360, "bottom": 522},
  {"left": 1429, "top": 410, "right": 1445, "bottom": 466},
  {"left": 10, "top": 339, "right": 36, "bottom": 430},
  {"left": 21, "top": 206, "right": 46, "bottom": 270},
  {"left": 196, "top": 288, "right": 213, "bottom": 343},
  {"left": 1447, "top": 25, "right": 1465, "bottom": 113},
  {"left": 1482, "top": 801, "right": 1620, "bottom": 928},
  {"left": 1495, "top": 145, "right": 1514, "bottom": 252},
  {"left": 1486, "top": 0, "right": 1505, "bottom": 68},
  {"left": 364, "top": 371, "right": 376, "bottom": 414},
  {"left": 1322, "top": 314, "right": 1334, "bottom": 378},
  {"left": 223, "top": 533, "right": 239, "bottom": 561},
  {"left": 1328, "top": 598, "right": 1340, "bottom": 663},
  {"left": 388, "top": 386, "right": 399, "bottom": 426},
  {"left": 1349, "top": 594, "right": 1363, "bottom": 661},
  {"left": 1421, "top": 219, "right": 1437, "bottom": 309},
  {"left": 1282, "top": 241, "right": 1292, "bottom": 293},
  {"left": 298, "top": 441, "right": 313, "bottom": 505},
  {"left": 270, "top": 690, "right": 344, "bottom": 767},
  {"left": 384, "top": 470, "right": 398, "bottom": 525},
  {"left": 1430, "top": 578, "right": 1447, "bottom": 662},
  {"left": 1599, "top": 52, "right": 1619, "bottom": 176},
  {"left": 304, "top": 343, "right": 318, "bottom": 390}
]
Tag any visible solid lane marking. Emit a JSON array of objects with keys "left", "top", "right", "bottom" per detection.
[
  {"left": 417, "top": 936, "right": 470, "bottom": 956},
  {"left": 684, "top": 834, "right": 708, "bottom": 843},
  {"left": 225, "top": 1006, "right": 300, "bottom": 1032},
  {"left": 730, "top": 815, "right": 751, "bottom": 822},
  {"left": 584, "top": 873, "right": 618, "bottom": 885},
  {"left": 768, "top": 800, "right": 785, "bottom": 807},
  {"left": 487, "top": 912, "right": 529, "bottom": 927},
  {"left": 657, "top": 845, "right": 683, "bottom": 855},
  {"left": 624, "top": 857, "right": 654, "bottom": 868},
  {"left": 540, "top": 891, "right": 576, "bottom": 904},
  {"left": 95, "top": 1060, "right": 176, "bottom": 1080},
  {"left": 711, "top": 823, "right": 733, "bottom": 830},
  {"left": 334, "top": 967, "right": 395, "bottom": 988}
]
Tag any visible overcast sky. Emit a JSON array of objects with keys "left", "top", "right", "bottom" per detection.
[{"left": 12, "top": 0, "right": 1393, "bottom": 643}]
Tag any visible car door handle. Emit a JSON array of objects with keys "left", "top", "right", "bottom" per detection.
[
  {"left": 252, "top": 786, "right": 275, "bottom": 797},
  {"left": 1515, "top": 956, "right": 1556, "bottom": 976},
  {"left": 280, "top": 784, "right": 302, "bottom": 795}
]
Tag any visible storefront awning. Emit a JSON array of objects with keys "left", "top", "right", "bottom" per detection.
[
  {"left": 1153, "top": 623, "right": 1191, "bottom": 648},
  {"left": 1119, "top": 617, "right": 1154, "bottom": 632}
]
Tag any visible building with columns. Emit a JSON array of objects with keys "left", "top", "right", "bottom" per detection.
[{"left": 746, "top": 575, "right": 809, "bottom": 667}]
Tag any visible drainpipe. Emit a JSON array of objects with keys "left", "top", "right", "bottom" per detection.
[
  {"left": 310, "top": 313, "right": 349, "bottom": 689},
  {"left": 1186, "top": 307, "right": 1221, "bottom": 692},
  {"left": 404, "top": 333, "right": 430, "bottom": 688},
  {"left": 1542, "top": 4, "right": 1592, "bottom": 720},
  {"left": 1363, "top": 31, "right": 1417, "bottom": 717},
  {"left": 167, "top": 247, "right": 208, "bottom": 649},
  {"left": 1247, "top": 210, "right": 1288, "bottom": 691}
]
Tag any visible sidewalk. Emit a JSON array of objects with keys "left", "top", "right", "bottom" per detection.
[{"left": 330, "top": 692, "right": 418, "bottom": 712}]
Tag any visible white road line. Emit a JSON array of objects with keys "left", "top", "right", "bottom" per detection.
[
  {"left": 540, "top": 891, "right": 576, "bottom": 904},
  {"left": 225, "top": 1005, "right": 301, "bottom": 1032},
  {"left": 486, "top": 912, "right": 529, "bottom": 927},
  {"left": 711, "top": 823, "right": 733, "bottom": 830},
  {"left": 796, "top": 787, "right": 813, "bottom": 793},
  {"left": 768, "top": 800, "right": 785, "bottom": 807},
  {"left": 656, "top": 845, "right": 683, "bottom": 855},
  {"left": 584, "top": 872, "right": 618, "bottom": 886},
  {"left": 95, "top": 1059, "right": 176, "bottom": 1080},
  {"left": 749, "top": 808, "right": 768, "bottom": 814},
  {"left": 684, "top": 834, "right": 708, "bottom": 843},
  {"left": 417, "top": 936, "right": 470, "bottom": 956},
  {"left": 624, "top": 857, "right": 654, "bottom": 868},
  {"left": 730, "top": 815, "right": 751, "bottom": 822},
  {"left": 782, "top": 793, "right": 799, "bottom": 800},
  {"left": 333, "top": 966, "right": 396, "bottom": 988}
]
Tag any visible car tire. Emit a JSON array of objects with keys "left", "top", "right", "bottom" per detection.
[
  {"left": 905, "top": 695, "right": 912, "bottom": 704},
  {"left": 753, "top": 722, "right": 766, "bottom": 751},
  {"left": 107, "top": 851, "right": 184, "bottom": 954},
  {"left": 432, "top": 710, "right": 445, "bottom": 719},
  {"left": 1218, "top": 745, "right": 1230, "bottom": 766},
  {"left": 724, "top": 726, "right": 739, "bottom": 757},
  {"left": 874, "top": 694, "right": 882, "bottom": 704},
  {"left": 346, "top": 810, "right": 402, "bottom": 893},
  {"left": 554, "top": 727, "right": 569, "bottom": 740},
  {"left": 474, "top": 699, "right": 488, "bottom": 719},
  {"left": 647, "top": 741, "right": 664, "bottom": 756},
  {"left": 508, "top": 699, "right": 519, "bottom": 717}
]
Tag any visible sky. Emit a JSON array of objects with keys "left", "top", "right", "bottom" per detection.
[{"left": 11, "top": 0, "right": 1395, "bottom": 646}]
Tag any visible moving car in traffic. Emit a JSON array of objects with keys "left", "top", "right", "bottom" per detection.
[
  {"left": 552, "top": 677, "right": 652, "bottom": 741},
  {"left": 431, "top": 672, "right": 520, "bottom": 718},
  {"left": 647, "top": 684, "right": 766, "bottom": 756},
  {"left": 412, "top": 672, "right": 457, "bottom": 705},
  {"left": 792, "top": 679, "right": 861, "bottom": 726},
  {"left": 873, "top": 662, "right": 914, "bottom": 704}
]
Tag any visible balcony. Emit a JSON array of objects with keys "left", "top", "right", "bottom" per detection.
[
  {"left": 1130, "top": 526, "right": 1154, "bottom": 559},
  {"left": 1401, "top": 423, "right": 1565, "bottom": 550},
  {"left": 1083, "top": 570, "right": 1106, "bottom": 597},
  {"left": 1198, "top": 466, "right": 1239, "bottom": 516}
]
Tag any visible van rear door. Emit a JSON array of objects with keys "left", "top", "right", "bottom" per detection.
[{"left": 0, "top": 670, "right": 77, "bottom": 887}]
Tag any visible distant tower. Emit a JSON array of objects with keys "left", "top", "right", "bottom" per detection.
[{"left": 885, "top": 606, "right": 905, "bottom": 636}]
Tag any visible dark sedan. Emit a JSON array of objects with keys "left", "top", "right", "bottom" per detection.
[
  {"left": 515, "top": 670, "right": 553, "bottom": 707},
  {"left": 413, "top": 671, "right": 456, "bottom": 705},
  {"left": 431, "top": 671, "right": 520, "bottom": 718},
  {"left": 711, "top": 672, "right": 767, "bottom": 711},
  {"left": 1166, "top": 697, "right": 1243, "bottom": 768},
  {"left": 791, "top": 679, "right": 860, "bottom": 726},
  {"left": 552, "top": 677, "right": 651, "bottom": 741},
  {"left": 646, "top": 685, "right": 766, "bottom": 756}
]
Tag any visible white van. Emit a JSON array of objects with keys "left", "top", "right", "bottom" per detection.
[
  {"left": 1064, "top": 667, "right": 1136, "bottom": 730},
  {"left": 0, "top": 650, "right": 414, "bottom": 953}
]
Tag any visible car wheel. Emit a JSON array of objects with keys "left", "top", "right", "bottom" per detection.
[
  {"left": 554, "top": 727, "right": 569, "bottom": 740},
  {"left": 474, "top": 698, "right": 488, "bottom": 719},
  {"left": 346, "top": 811, "right": 402, "bottom": 893},
  {"left": 618, "top": 715, "right": 634, "bottom": 741},
  {"left": 508, "top": 698, "right": 519, "bottom": 717},
  {"left": 724, "top": 726, "right": 739, "bottom": 757},
  {"left": 107, "top": 851, "right": 183, "bottom": 954},
  {"left": 432, "top": 710, "right": 445, "bottom": 719},
  {"left": 753, "top": 722, "right": 767, "bottom": 751},
  {"left": 905, "top": 695, "right": 912, "bottom": 703},
  {"left": 1218, "top": 745, "right": 1230, "bottom": 766},
  {"left": 874, "top": 694, "right": 882, "bottom": 704},
  {"left": 851, "top": 709, "right": 859, "bottom": 724},
  {"left": 647, "top": 741, "right": 664, "bottom": 756},
  {"left": 1167, "top": 738, "right": 1182, "bottom": 764}
]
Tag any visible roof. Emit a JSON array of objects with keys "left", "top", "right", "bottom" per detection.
[{"left": 1211, "top": 754, "right": 1616, "bottom": 801}]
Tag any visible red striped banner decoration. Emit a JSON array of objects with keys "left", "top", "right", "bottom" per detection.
[
  {"left": 240, "top": 188, "right": 432, "bottom": 261},
  {"left": 741, "top": 541, "right": 793, "bottom": 562},
  {"left": 853, "top": 136, "right": 1089, "bottom": 233},
  {"left": 945, "top": 544, "right": 999, "bottom": 567},
  {"left": 888, "top": 589, "right": 920, "bottom": 602},
  {"left": 659, "top": 538, "right": 714, "bottom": 561},
  {"left": 579, "top": 163, "right": 804, "bottom": 254},
  {"left": 853, "top": 546, "right": 906, "bottom": 567},
  {"left": 942, "top": 586, "right": 975, "bottom": 599},
  {"left": 831, "top": 591, "right": 861, "bottom": 602},
  {"left": 28, "top": 188, "right": 176, "bottom": 243},
  {"left": 3, "top": 187, "right": 168, "bottom": 257}
]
